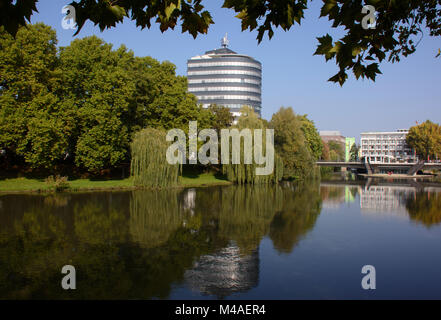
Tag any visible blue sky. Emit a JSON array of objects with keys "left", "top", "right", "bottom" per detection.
[{"left": 30, "top": 0, "right": 440, "bottom": 141}]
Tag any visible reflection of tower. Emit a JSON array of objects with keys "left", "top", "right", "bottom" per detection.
[
  {"left": 184, "top": 241, "right": 259, "bottom": 298},
  {"left": 181, "top": 188, "right": 196, "bottom": 215}
]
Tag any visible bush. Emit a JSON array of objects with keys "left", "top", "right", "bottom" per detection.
[{"left": 45, "top": 175, "right": 70, "bottom": 192}]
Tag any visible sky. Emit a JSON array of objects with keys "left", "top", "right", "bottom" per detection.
[{"left": 29, "top": 0, "right": 441, "bottom": 141}]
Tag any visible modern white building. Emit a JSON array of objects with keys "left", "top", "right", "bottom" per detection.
[
  {"left": 187, "top": 34, "right": 262, "bottom": 118},
  {"left": 360, "top": 129, "right": 417, "bottom": 164}
]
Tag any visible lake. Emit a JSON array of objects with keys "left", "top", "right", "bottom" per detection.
[{"left": 1, "top": 178, "right": 441, "bottom": 299}]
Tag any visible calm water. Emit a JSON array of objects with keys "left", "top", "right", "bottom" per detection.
[{"left": 1, "top": 179, "right": 441, "bottom": 299}]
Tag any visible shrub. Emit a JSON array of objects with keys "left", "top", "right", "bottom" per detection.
[{"left": 45, "top": 175, "right": 70, "bottom": 192}]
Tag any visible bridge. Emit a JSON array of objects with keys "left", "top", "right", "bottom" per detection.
[{"left": 316, "top": 161, "right": 441, "bottom": 176}]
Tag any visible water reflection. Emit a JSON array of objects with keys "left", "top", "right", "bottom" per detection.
[
  {"left": 1, "top": 178, "right": 441, "bottom": 299},
  {"left": 320, "top": 179, "right": 441, "bottom": 227},
  {"left": 0, "top": 182, "right": 323, "bottom": 299},
  {"left": 184, "top": 243, "right": 259, "bottom": 299}
]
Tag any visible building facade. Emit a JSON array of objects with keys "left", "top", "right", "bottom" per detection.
[
  {"left": 187, "top": 34, "right": 262, "bottom": 118},
  {"left": 320, "top": 131, "right": 346, "bottom": 145},
  {"left": 360, "top": 129, "right": 417, "bottom": 164}
]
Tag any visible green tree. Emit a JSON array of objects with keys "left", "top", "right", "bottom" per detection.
[
  {"left": 222, "top": 106, "right": 284, "bottom": 184},
  {"left": 328, "top": 141, "right": 345, "bottom": 161},
  {"left": 297, "top": 114, "right": 323, "bottom": 160},
  {"left": 1, "top": 24, "right": 214, "bottom": 173},
  {"left": 407, "top": 120, "right": 441, "bottom": 160},
  {"left": 208, "top": 104, "right": 234, "bottom": 135},
  {"left": 130, "top": 128, "right": 180, "bottom": 188},
  {"left": 350, "top": 144, "right": 360, "bottom": 161},
  {"left": 58, "top": 36, "right": 137, "bottom": 172},
  {"left": 270, "top": 107, "right": 314, "bottom": 180},
  {"left": 2, "top": 1, "right": 440, "bottom": 84},
  {"left": 0, "top": 23, "right": 68, "bottom": 169}
]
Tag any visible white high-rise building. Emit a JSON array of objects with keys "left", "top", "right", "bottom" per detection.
[{"left": 360, "top": 129, "right": 417, "bottom": 163}]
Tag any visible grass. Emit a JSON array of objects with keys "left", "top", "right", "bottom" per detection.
[
  {"left": 179, "top": 172, "right": 231, "bottom": 187},
  {"left": 0, "top": 171, "right": 231, "bottom": 193},
  {"left": 0, "top": 177, "right": 135, "bottom": 193}
]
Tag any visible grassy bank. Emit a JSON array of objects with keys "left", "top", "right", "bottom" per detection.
[
  {"left": 0, "top": 172, "right": 231, "bottom": 193},
  {"left": 179, "top": 172, "right": 231, "bottom": 187}
]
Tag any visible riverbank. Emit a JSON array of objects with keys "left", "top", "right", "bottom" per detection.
[
  {"left": 359, "top": 173, "right": 435, "bottom": 179},
  {"left": 0, "top": 172, "right": 232, "bottom": 194}
]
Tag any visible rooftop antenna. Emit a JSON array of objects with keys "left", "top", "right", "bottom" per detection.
[{"left": 221, "top": 33, "right": 229, "bottom": 48}]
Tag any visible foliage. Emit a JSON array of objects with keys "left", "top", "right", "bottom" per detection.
[
  {"left": 350, "top": 144, "right": 360, "bottom": 161},
  {"left": 297, "top": 114, "right": 323, "bottom": 160},
  {"left": 2, "top": 1, "right": 440, "bottom": 85},
  {"left": 0, "top": 23, "right": 67, "bottom": 169},
  {"left": 270, "top": 107, "right": 314, "bottom": 180},
  {"left": 222, "top": 106, "right": 284, "bottom": 184},
  {"left": 328, "top": 140, "right": 345, "bottom": 161},
  {"left": 0, "top": 23, "right": 210, "bottom": 173},
  {"left": 208, "top": 104, "right": 234, "bottom": 135},
  {"left": 406, "top": 120, "right": 441, "bottom": 160},
  {"left": 130, "top": 127, "right": 180, "bottom": 188},
  {"left": 314, "top": 0, "right": 441, "bottom": 85},
  {"left": 45, "top": 175, "right": 70, "bottom": 192}
]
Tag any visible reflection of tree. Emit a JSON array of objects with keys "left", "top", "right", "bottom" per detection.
[
  {"left": 0, "top": 182, "right": 323, "bottom": 299},
  {"left": 0, "top": 200, "right": 71, "bottom": 299},
  {"left": 269, "top": 181, "right": 322, "bottom": 253},
  {"left": 406, "top": 192, "right": 441, "bottom": 227},
  {"left": 217, "top": 185, "right": 283, "bottom": 255},
  {"left": 320, "top": 185, "right": 345, "bottom": 202},
  {"left": 129, "top": 189, "right": 184, "bottom": 248}
]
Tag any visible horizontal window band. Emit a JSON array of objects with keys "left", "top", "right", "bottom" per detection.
[
  {"left": 190, "top": 90, "right": 261, "bottom": 97},
  {"left": 187, "top": 74, "right": 261, "bottom": 81},
  {"left": 198, "top": 97, "right": 262, "bottom": 105},
  {"left": 188, "top": 79, "right": 261, "bottom": 88},
  {"left": 188, "top": 71, "right": 261, "bottom": 77},
  {"left": 188, "top": 65, "right": 262, "bottom": 73},
  {"left": 188, "top": 57, "right": 261, "bottom": 65},
  {"left": 187, "top": 62, "right": 262, "bottom": 70}
]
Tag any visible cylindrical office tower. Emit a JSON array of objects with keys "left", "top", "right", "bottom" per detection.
[{"left": 187, "top": 34, "right": 262, "bottom": 117}]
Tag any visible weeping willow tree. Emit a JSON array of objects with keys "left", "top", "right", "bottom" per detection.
[
  {"left": 222, "top": 106, "right": 283, "bottom": 185},
  {"left": 222, "top": 153, "right": 284, "bottom": 185},
  {"left": 131, "top": 128, "right": 180, "bottom": 188}
]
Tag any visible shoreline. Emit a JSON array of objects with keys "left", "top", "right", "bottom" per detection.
[
  {"left": 0, "top": 174, "right": 232, "bottom": 195},
  {"left": 358, "top": 174, "right": 436, "bottom": 179}
]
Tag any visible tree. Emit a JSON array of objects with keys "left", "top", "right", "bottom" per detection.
[
  {"left": 2, "top": 1, "right": 440, "bottom": 85},
  {"left": 222, "top": 106, "right": 284, "bottom": 184},
  {"left": 270, "top": 107, "right": 314, "bottom": 180},
  {"left": 350, "top": 144, "right": 360, "bottom": 161},
  {"left": 328, "top": 141, "right": 345, "bottom": 161},
  {"left": 321, "top": 141, "right": 330, "bottom": 161},
  {"left": 208, "top": 104, "right": 234, "bottom": 135},
  {"left": 297, "top": 114, "right": 323, "bottom": 161},
  {"left": 0, "top": 23, "right": 214, "bottom": 173},
  {"left": 407, "top": 120, "right": 441, "bottom": 160},
  {"left": 0, "top": 23, "right": 68, "bottom": 169},
  {"left": 130, "top": 127, "right": 180, "bottom": 188}
]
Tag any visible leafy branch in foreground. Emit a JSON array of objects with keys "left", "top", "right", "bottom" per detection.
[{"left": 1, "top": 0, "right": 439, "bottom": 84}]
